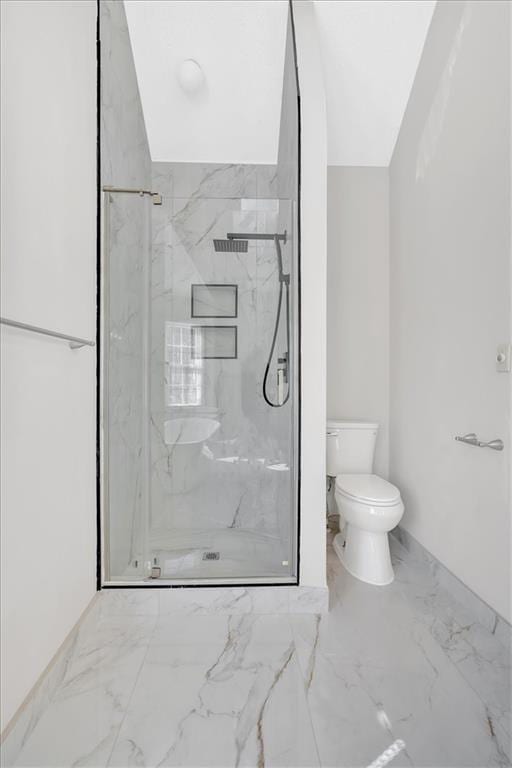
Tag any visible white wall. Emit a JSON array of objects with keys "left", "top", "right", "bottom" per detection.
[
  {"left": 327, "top": 167, "right": 390, "bottom": 477},
  {"left": 389, "top": 0, "right": 511, "bottom": 620},
  {"left": 315, "top": 0, "right": 436, "bottom": 166},
  {"left": 0, "top": 0, "right": 97, "bottom": 731},
  {"left": 293, "top": 1, "right": 327, "bottom": 587}
]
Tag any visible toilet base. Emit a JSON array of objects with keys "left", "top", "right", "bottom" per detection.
[{"left": 333, "top": 526, "right": 394, "bottom": 586}]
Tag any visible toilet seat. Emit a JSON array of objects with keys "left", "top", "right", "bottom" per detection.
[{"left": 335, "top": 474, "right": 401, "bottom": 507}]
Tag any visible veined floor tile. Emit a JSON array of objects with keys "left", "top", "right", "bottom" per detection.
[
  {"left": 5, "top": 540, "right": 509, "bottom": 768},
  {"left": 293, "top": 542, "right": 511, "bottom": 768},
  {"left": 12, "top": 644, "right": 148, "bottom": 767},
  {"left": 108, "top": 614, "right": 319, "bottom": 767},
  {"left": 152, "top": 612, "right": 294, "bottom": 648}
]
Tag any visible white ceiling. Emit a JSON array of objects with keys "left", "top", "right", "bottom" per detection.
[
  {"left": 125, "top": 0, "right": 289, "bottom": 165},
  {"left": 125, "top": 0, "right": 436, "bottom": 167},
  {"left": 316, "top": 0, "right": 436, "bottom": 166}
]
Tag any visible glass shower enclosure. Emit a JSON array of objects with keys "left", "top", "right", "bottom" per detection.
[{"left": 100, "top": 2, "right": 300, "bottom": 586}]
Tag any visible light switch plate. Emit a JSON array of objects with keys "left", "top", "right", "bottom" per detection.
[{"left": 496, "top": 343, "right": 511, "bottom": 372}]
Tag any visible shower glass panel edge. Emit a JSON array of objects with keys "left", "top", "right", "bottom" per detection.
[{"left": 102, "top": 190, "right": 152, "bottom": 583}]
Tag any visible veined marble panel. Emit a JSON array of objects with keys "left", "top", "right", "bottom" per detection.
[
  {"left": 148, "top": 163, "right": 297, "bottom": 581},
  {"left": 0, "top": 623, "right": 81, "bottom": 767},
  {"left": 92, "top": 586, "right": 328, "bottom": 616},
  {"left": 390, "top": 529, "right": 512, "bottom": 759},
  {"left": 392, "top": 526, "right": 511, "bottom": 639},
  {"left": 100, "top": 1, "right": 151, "bottom": 189},
  {"left": 291, "top": 538, "right": 511, "bottom": 767},
  {"left": 101, "top": 0, "right": 152, "bottom": 579},
  {"left": 108, "top": 614, "right": 319, "bottom": 767},
  {"left": 3, "top": 541, "right": 508, "bottom": 767},
  {"left": 154, "top": 162, "right": 278, "bottom": 201}
]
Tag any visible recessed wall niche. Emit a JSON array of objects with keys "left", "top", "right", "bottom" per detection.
[
  {"left": 191, "top": 284, "right": 238, "bottom": 318},
  {"left": 191, "top": 325, "right": 238, "bottom": 359}
]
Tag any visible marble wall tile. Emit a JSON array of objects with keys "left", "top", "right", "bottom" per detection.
[
  {"left": 287, "top": 587, "right": 329, "bottom": 614},
  {"left": 159, "top": 587, "right": 290, "bottom": 615},
  {"left": 80, "top": 586, "right": 327, "bottom": 618},
  {"left": 11, "top": 644, "right": 148, "bottom": 767},
  {"left": 392, "top": 526, "right": 505, "bottom": 636},
  {"left": 100, "top": 1, "right": 151, "bottom": 189},
  {"left": 390, "top": 531, "right": 511, "bottom": 761},
  {"left": 164, "top": 162, "right": 278, "bottom": 201},
  {"left": 148, "top": 162, "right": 298, "bottom": 581},
  {"left": 0, "top": 627, "right": 80, "bottom": 767},
  {"left": 495, "top": 614, "right": 512, "bottom": 648},
  {"left": 160, "top": 587, "right": 327, "bottom": 615},
  {"left": 96, "top": 589, "right": 159, "bottom": 618},
  {"left": 276, "top": 18, "right": 299, "bottom": 202},
  {"left": 101, "top": 0, "right": 152, "bottom": 579}
]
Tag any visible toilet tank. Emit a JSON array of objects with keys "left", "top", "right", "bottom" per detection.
[{"left": 326, "top": 420, "right": 378, "bottom": 476}]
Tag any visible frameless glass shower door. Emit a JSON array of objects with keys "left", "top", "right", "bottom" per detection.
[{"left": 147, "top": 186, "right": 298, "bottom": 582}]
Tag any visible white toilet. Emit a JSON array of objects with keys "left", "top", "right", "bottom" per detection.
[{"left": 327, "top": 420, "right": 404, "bottom": 586}]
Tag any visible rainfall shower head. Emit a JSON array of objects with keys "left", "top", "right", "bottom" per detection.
[{"left": 213, "top": 238, "right": 248, "bottom": 253}]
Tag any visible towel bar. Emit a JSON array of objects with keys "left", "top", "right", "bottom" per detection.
[{"left": 0, "top": 317, "right": 95, "bottom": 349}]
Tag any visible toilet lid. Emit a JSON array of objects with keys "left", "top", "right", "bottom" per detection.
[{"left": 335, "top": 474, "right": 401, "bottom": 506}]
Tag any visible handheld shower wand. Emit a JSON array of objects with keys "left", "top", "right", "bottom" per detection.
[{"left": 261, "top": 234, "right": 290, "bottom": 408}]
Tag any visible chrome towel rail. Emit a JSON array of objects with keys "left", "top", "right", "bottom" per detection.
[
  {"left": 0, "top": 317, "right": 95, "bottom": 349},
  {"left": 455, "top": 433, "right": 504, "bottom": 451}
]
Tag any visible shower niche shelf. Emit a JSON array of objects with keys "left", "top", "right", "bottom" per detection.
[
  {"left": 191, "top": 325, "right": 238, "bottom": 359},
  {"left": 191, "top": 283, "right": 238, "bottom": 318}
]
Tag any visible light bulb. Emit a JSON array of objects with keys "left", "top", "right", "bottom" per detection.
[{"left": 177, "top": 59, "right": 204, "bottom": 94}]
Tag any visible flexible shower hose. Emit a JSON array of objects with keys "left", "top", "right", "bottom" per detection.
[{"left": 262, "top": 235, "right": 291, "bottom": 408}]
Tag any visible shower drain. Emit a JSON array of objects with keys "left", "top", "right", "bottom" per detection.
[{"left": 202, "top": 551, "right": 220, "bottom": 561}]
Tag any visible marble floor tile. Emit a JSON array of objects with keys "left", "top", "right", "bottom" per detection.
[
  {"left": 12, "top": 643, "right": 148, "bottom": 767},
  {"left": 292, "top": 541, "right": 511, "bottom": 768},
  {"left": 75, "top": 611, "right": 158, "bottom": 653},
  {"left": 108, "top": 614, "right": 319, "bottom": 767},
  {"left": 4, "top": 538, "right": 510, "bottom": 768}
]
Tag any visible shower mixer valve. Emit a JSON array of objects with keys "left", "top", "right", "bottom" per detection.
[
  {"left": 277, "top": 353, "right": 288, "bottom": 406},
  {"left": 278, "top": 353, "right": 288, "bottom": 382}
]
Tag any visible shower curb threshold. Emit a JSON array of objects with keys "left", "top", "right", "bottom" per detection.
[{"left": 98, "top": 585, "right": 329, "bottom": 615}]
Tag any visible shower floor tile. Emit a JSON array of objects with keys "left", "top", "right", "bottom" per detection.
[{"left": 4, "top": 537, "right": 510, "bottom": 767}]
